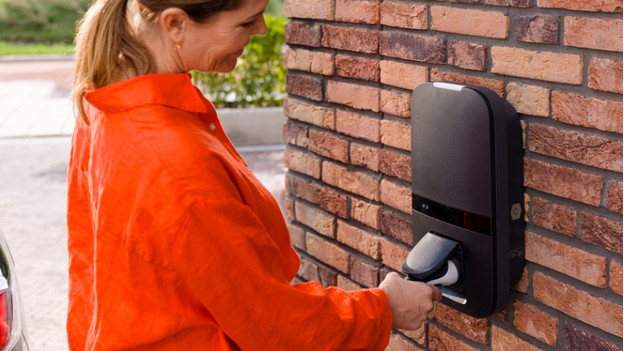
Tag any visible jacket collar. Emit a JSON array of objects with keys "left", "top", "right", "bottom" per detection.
[{"left": 85, "top": 73, "right": 210, "bottom": 114}]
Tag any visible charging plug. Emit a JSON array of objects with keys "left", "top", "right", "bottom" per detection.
[{"left": 426, "top": 260, "right": 459, "bottom": 286}]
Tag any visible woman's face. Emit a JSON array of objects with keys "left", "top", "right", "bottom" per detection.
[{"left": 177, "top": 0, "right": 269, "bottom": 73}]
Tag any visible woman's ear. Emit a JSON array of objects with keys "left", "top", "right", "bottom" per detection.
[{"left": 159, "top": 7, "right": 189, "bottom": 44}]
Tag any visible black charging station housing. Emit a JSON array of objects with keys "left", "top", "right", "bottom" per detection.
[{"left": 408, "top": 82, "right": 525, "bottom": 318}]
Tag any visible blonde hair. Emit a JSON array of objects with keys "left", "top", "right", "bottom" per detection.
[{"left": 71, "top": 0, "right": 241, "bottom": 123}]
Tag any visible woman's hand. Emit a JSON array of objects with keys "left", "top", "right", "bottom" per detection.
[{"left": 379, "top": 272, "right": 443, "bottom": 330}]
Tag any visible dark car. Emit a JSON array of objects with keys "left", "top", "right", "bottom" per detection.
[{"left": 0, "top": 228, "right": 28, "bottom": 350}]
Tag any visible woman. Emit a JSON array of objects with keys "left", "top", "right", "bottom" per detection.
[{"left": 67, "top": 0, "right": 441, "bottom": 349}]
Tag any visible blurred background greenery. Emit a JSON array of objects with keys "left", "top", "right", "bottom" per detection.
[
  {"left": 0, "top": 0, "right": 287, "bottom": 107},
  {"left": 0, "top": 0, "right": 285, "bottom": 53}
]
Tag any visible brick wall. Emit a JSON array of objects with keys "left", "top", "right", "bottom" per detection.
[{"left": 281, "top": 0, "right": 623, "bottom": 349}]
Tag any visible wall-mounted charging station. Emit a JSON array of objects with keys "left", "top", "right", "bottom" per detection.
[{"left": 402, "top": 82, "right": 525, "bottom": 318}]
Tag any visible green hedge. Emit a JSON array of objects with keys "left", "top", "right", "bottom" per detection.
[
  {"left": 0, "top": 0, "right": 283, "bottom": 44},
  {"left": 0, "top": 0, "right": 90, "bottom": 43},
  {"left": 191, "top": 15, "right": 287, "bottom": 108}
]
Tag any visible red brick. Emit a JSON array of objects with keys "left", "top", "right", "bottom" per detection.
[
  {"left": 380, "top": 119, "right": 411, "bottom": 151},
  {"left": 322, "top": 25, "right": 379, "bottom": 54},
  {"left": 431, "top": 69, "right": 505, "bottom": 96},
  {"left": 491, "top": 47, "right": 583, "bottom": 85},
  {"left": 528, "top": 123, "right": 623, "bottom": 172},
  {"left": 538, "top": 0, "right": 623, "bottom": 12},
  {"left": 431, "top": 6, "right": 509, "bottom": 39},
  {"left": 448, "top": 41, "right": 487, "bottom": 71},
  {"left": 290, "top": 276, "right": 306, "bottom": 285},
  {"left": 589, "top": 58, "right": 623, "bottom": 94},
  {"left": 514, "top": 302, "right": 559, "bottom": 347},
  {"left": 349, "top": 257, "right": 380, "bottom": 288},
  {"left": 380, "top": 31, "right": 447, "bottom": 64},
  {"left": 350, "top": 198, "right": 382, "bottom": 230},
  {"left": 526, "top": 231, "right": 608, "bottom": 287},
  {"left": 381, "top": 209, "right": 412, "bottom": 246},
  {"left": 610, "top": 261, "right": 623, "bottom": 296},
  {"left": 386, "top": 332, "right": 420, "bottom": 350},
  {"left": 295, "top": 201, "right": 336, "bottom": 237},
  {"left": 380, "top": 179, "right": 411, "bottom": 214},
  {"left": 287, "top": 223, "right": 306, "bottom": 250},
  {"left": 524, "top": 159, "right": 603, "bottom": 206},
  {"left": 451, "top": 0, "right": 531, "bottom": 6},
  {"left": 564, "top": 17, "right": 623, "bottom": 52},
  {"left": 318, "top": 264, "right": 338, "bottom": 287},
  {"left": 380, "top": 60, "right": 428, "bottom": 90},
  {"left": 286, "top": 73, "right": 323, "bottom": 101},
  {"left": 282, "top": 121, "right": 309, "bottom": 148},
  {"left": 291, "top": 276, "right": 305, "bottom": 285},
  {"left": 552, "top": 91, "right": 623, "bottom": 134},
  {"left": 399, "top": 328, "right": 426, "bottom": 346},
  {"left": 337, "top": 220, "right": 381, "bottom": 260},
  {"left": 380, "top": 2, "right": 427, "bottom": 30},
  {"left": 297, "top": 257, "right": 320, "bottom": 282},
  {"left": 564, "top": 322, "right": 622, "bottom": 351},
  {"left": 506, "top": 83, "right": 550, "bottom": 117},
  {"left": 335, "top": 0, "right": 380, "bottom": 25},
  {"left": 283, "top": 97, "right": 336, "bottom": 130},
  {"left": 380, "top": 89, "right": 411, "bottom": 118},
  {"left": 322, "top": 161, "right": 381, "bottom": 201},
  {"left": 335, "top": 55, "right": 380, "bottom": 82},
  {"left": 284, "top": 196, "right": 295, "bottom": 221},
  {"left": 379, "top": 149, "right": 411, "bottom": 182},
  {"left": 607, "top": 181, "right": 623, "bottom": 214},
  {"left": 380, "top": 238, "right": 410, "bottom": 272},
  {"left": 430, "top": 303, "right": 490, "bottom": 344},
  {"left": 530, "top": 197, "right": 577, "bottom": 237},
  {"left": 512, "top": 268, "right": 530, "bottom": 293},
  {"left": 512, "top": 14, "right": 559, "bottom": 44},
  {"left": 284, "top": 0, "right": 334, "bottom": 20},
  {"left": 306, "top": 233, "right": 350, "bottom": 273},
  {"left": 429, "top": 324, "right": 480, "bottom": 351},
  {"left": 286, "top": 173, "right": 348, "bottom": 217},
  {"left": 327, "top": 80, "right": 380, "bottom": 112},
  {"left": 580, "top": 211, "right": 623, "bottom": 254},
  {"left": 533, "top": 272, "right": 623, "bottom": 337},
  {"left": 298, "top": 260, "right": 338, "bottom": 287},
  {"left": 335, "top": 109, "right": 380, "bottom": 142},
  {"left": 350, "top": 142, "right": 380, "bottom": 172},
  {"left": 336, "top": 275, "right": 361, "bottom": 291},
  {"left": 284, "top": 147, "right": 322, "bottom": 179},
  {"left": 491, "top": 326, "right": 544, "bottom": 351},
  {"left": 285, "top": 21, "right": 322, "bottom": 47},
  {"left": 283, "top": 48, "right": 335, "bottom": 76},
  {"left": 308, "top": 129, "right": 349, "bottom": 163},
  {"left": 493, "top": 310, "right": 508, "bottom": 322},
  {"left": 521, "top": 121, "right": 528, "bottom": 149}
]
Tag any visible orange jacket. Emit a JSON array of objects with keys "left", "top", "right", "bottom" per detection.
[{"left": 67, "top": 74, "right": 393, "bottom": 350}]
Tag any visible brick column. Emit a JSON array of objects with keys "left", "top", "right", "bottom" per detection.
[{"left": 282, "top": 0, "right": 623, "bottom": 349}]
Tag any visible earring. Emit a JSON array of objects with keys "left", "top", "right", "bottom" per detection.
[{"left": 173, "top": 42, "right": 181, "bottom": 51}]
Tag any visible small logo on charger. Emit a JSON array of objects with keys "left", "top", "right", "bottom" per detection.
[{"left": 510, "top": 203, "right": 522, "bottom": 220}]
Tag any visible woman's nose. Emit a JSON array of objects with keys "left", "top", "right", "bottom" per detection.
[{"left": 255, "top": 16, "right": 267, "bottom": 36}]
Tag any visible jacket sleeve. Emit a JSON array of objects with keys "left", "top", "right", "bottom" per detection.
[{"left": 171, "top": 199, "right": 393, "bottom": 351}]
